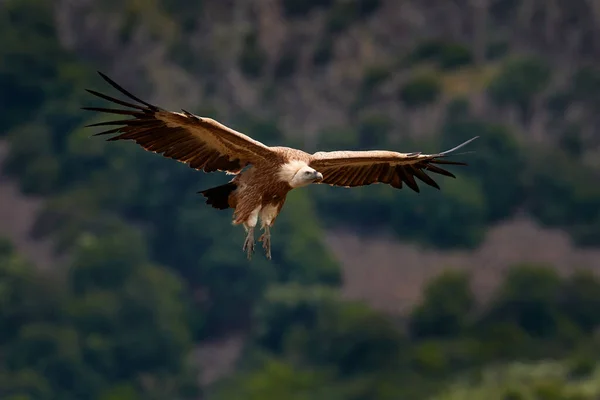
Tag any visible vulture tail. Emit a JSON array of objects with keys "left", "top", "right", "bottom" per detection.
[{"left": 198, "top": 182, "right": 237, "bottom": 210}]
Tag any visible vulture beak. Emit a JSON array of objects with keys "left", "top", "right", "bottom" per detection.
[{"left": 314, "top": 171, "right": 323, "bottom": 182}]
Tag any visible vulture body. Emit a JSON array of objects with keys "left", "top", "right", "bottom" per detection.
[{"left": 83, "top": 72, "right": 477, "bottom": 259}]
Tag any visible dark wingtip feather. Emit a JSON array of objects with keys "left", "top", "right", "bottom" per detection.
[
  {"left": 81, "top": 106, "right": 144, "bottom": 117},
  {"left": 91, "top": 127, "right": 121, "bottom": 137},
  {"left": 85, "top": 88, "right": 146, "bottom": 110},
  {"left": 95, "top": 71, "right": 158, "bottom": 110},
  {"left": 410, "top": 167, "right": 441, "bottom": 190},
  {"left": 430, "top": 160, "right": 468, "bottom": 166},
  {"left": 424, "top": 164, "right": 456, "bottom": 179},
  {"left": 85, "top": 120, "right": 131, "bottom": 128}
]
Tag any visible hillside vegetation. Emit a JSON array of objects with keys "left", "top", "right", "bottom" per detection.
[{"left": 1, "top": 0, "right": 600, "bottom": 398}]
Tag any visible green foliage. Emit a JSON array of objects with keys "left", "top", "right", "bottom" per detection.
[
  {"left": 474, "top": 264, "right": 587, "bottom": 362},
  {"left": 559, "top": 270, "right": 600, "bottom": 333},
  {"left": 433, "top": 362, "right": 600, "bottom": 400},
  {"left": 239, "top": 31, "right": 267, "bottom": 79},
  {"left": 3, "top": 2, "right": 600, "bottom": 399},
  {"left": 557, "top": 123, "right": 583, "bottom": 157},
  {"left": 523, "top": 148, "right": 600, "bottom": 245},
  {"left": 546, "top": 90, "right": 572, "bottom": 120},
  {"left": 326, "top": 0, "right": 382, "bottom": 33},
  {"left": 0, "top": 0, "right": 96, "bottom": 138},
  {"left": 441, "top": 114, "right": 525, "bottom": 223},
  {"left": 3, "top": 123, "right": 60, "bottom": 195},
  {"left": 274, "top": 191, "right": 341, "bottom": 285},
  {"left": 388, "top": 175, "right": 487, "bottom": 248},
  {"left": 159, "top": 0, "right": 203, "bottom": 33},
  {"left": 410, "top": 339, "right": 479, "bottom": 376},
  {"left": 437, "top": 43, "right": 473, "bottom": 70},
  {"left": 0, "top": 370, "right": 53, "bottom": 400},
  {"left": 254, "top": 284, "right": 340, "bottom": 352},
  {"left": 360, "top": 64, "right": 392, "bottom": 95},
  {"left": 485, "top": 40, "right": 510, "bottom": 60},
  {"left": 0, "top": 0, "right": 58, "bottom": 133},
  {"left": 357, "top": 113, "right": 393, "bottom": 148},
  {"left": 0, "top": 240, "right": 63, "bottom": 344},
  {"left": 315, "top": 125, "right": 360, "bottom": 151},
  {"left": 408, "top": 40, "right": 473, "bottom": 70},
  {"left": 399, "top": 73, "right": 442, "bottom": 108},
  {"left": 0, "top": 237, "right": 198, "bottom": 399},
  {"left": 312, "top": 36, "right": 334, "bottom": 66},
  {"left": 212, "top": 357, "right": 349, "bottom": 400},
  {"left": 254, "top": 284, "right": 405, "bottom": 375},
  {"left": 482, "top": 265, "right": 566, "bottom": 338},
  {"left": 409, "top": 270, "right": 475, "bottom": 339},
  {"left": 232, "top": 112, "right": 283, "bottom": 144},
  {"left": 274, "top": 49, "right": 299, "bottom": 80},
  {"left": 487, "top": 56, "right": 552, "bottom": 122},
  {"left": 570, "top": 66, "right": 600, "bottom": 105},
  {"left": 282, "top": 0, "right": 334, "bottom": 18}
]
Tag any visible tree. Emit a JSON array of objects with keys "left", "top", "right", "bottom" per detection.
[
  {"left": 409, "top": 270, "right": 475, "bottom": 339},
  {"left": 441, "top": 117, "right": 524, "bottom": 223},
  {"left": 0, "top": 235, "right": 199, "bottom": 399},
  {"left": 212, "top": 357, "right": 348, "bottom": 400},
  {"left": 399, "top": 73, "right": 442, "bottom": 108},
  {"left": 559, "top": 270, "right": 600, "bottom": 333},
  {"left": 523, "top": 148, "right": 600, "bottom": 246},
  {"left": 253, "top": 284, "right": 406, "bottom": 376},
  {"left": 487, "top": 56, "right": 551, "bottom": 123},
  {"left": 66, "top": 232, "right": 196, "bottom": 383},
  {"left": 476, "top": 264, "right": 580, "bottom": 357}
]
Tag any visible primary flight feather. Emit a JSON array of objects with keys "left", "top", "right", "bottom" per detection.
[{"left": 83, "top": 71, "right": 478, "bottom": 260}]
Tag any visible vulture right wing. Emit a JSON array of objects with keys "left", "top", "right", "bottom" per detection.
[{"left": 308, "top": 137, "right": 478, "bottom": 192}]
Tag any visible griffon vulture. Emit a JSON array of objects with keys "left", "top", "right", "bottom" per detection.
[{"left": 83, "top": 72, "right": 478, "bottom": 260}]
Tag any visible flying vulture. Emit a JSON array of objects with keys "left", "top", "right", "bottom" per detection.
[{"left": 83, "top": 72, "right": 478, "bottom": 260}]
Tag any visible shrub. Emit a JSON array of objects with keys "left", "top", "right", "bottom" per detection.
[
  {"left": 441, "top": 119, "right": 524, "bottom": 222},
  {"left": 254, "top": 284, "right": 405, "bottom": 375},
  {"left": 274, "top": 49, "right": 299, "bottom": 80},
  {"left": 357, "top": 113, "right": 392, "bottom": 148},
  {"left": 361, "top": 65, "right": 392, "bottom": 93},
  {"left": 523, "top": 148, "right": 600, "bottom": 245},
  {"left": 408, "top": 40, "right": 473, "bottom": 70},
  {"left": 570, "top": 66, "right": 600, "bottom": 105},
  {"left": 485, "top": 40, "right": 509, "bottom": 60},
  {"left": 313, "top": 37, "right": 334, "bottom": 66},
  {"left": 487, "top": 56, "right": 551, "bottom": 122},
  {"left": 399, "top": 73, "right": 442, "bottom": 108},
  {"left": 239, "top": 31, "right": 266, "bottom": 78},
  {"left": 409, "top": 270, "right": 475, "bottom": 339},
  {"left": 282, "top": 0, "right": 334, "bottom": 18},
  {"left": 438, "top": 43, "right": 473, "bottom": 70},
  {"left": 326, "top": 0, "right": 382, "bottom": 33}
]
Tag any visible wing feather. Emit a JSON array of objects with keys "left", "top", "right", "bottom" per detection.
[
  {"left": 308, "top": 137, "right": 477, "bottom": 192},
  {"left": 83, "top": 71, "right": 280, "bottom": 174}
]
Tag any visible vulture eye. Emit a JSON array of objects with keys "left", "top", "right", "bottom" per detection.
[{"left": 305, "top": 171, "right": 311, "bottom": 175}]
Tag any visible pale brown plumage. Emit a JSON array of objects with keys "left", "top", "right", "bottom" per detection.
[
  {"left": 83, "top": 71, "right": 478, "bottom": 260},
  {"left": 308, "top": 149, "right": 469, "bottom": 192}
]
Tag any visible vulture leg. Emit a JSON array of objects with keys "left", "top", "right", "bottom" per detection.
[
  {"left": 242, "top": 225, "right": 255, "bottom": 260},
  {"left": 259, "top": 226, "right": 271, "bottom": 260},
  {"left": 241, "top": 206, "right": 260, "bottom": 260}
]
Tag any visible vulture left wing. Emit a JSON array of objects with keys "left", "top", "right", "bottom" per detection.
[
  {"left": 83, "top": 72, "right": 279, "bottom": 174},
  {"left": 308, "top": 137, "right": 478, "bottom": 192}
]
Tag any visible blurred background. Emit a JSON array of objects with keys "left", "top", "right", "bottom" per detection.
[{"left": 2, "top": 0, "right": 600, "bottom": 398}]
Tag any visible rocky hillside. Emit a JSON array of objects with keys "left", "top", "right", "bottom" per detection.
[
  {"left": 5, "top": 0, "right": 599, "bottom": 292},
  {"left": 3, "top": 1, "right": 600, "bottom": 396}
]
